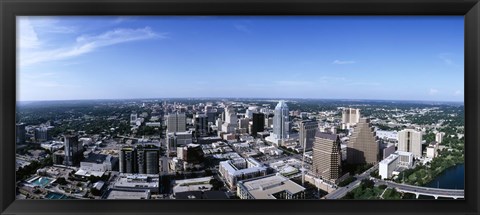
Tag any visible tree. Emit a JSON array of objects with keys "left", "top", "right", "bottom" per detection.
[{"left": 56, "top": 177, "right": 68, "bottom": 185}]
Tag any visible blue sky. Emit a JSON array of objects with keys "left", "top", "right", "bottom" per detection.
[{"left": 17, "top": 16, "right": 464, "bottom": 102}]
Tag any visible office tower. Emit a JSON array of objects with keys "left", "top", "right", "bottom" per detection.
[
  {"left": 347, "top": 118, "right": 379, "bottom": 164},
  {"left": 137, "top": 146, "right": 160, "bottom": 174},
  {"left": 64, "top": 134, "right": 83, "bottom": 166},
  {"left": 312, "top": 132, "right": 341, "bottom": 181},
  {"left": 342, "top": 108, "right": 360, "bottom": 125},
  {"left": 222, "top": 107, "right": 238, "bottom": 133},
  {"left": 299, "top": 120, "right": 318, "bottom": 151},
  {"left": 119, "top": 147, "right": 137, "bottom": 173},
  {"left": 273, "top": 101, "right": 290, "bottom": 140},
  {"left": 238, "top": 118, "right": 249, "bottom": 130},
  {"left": 398, "top": 129, "right": 423, "bottom": 157},
  {"left": 195, "top": 114, "right": 208, "bottom": 137},
  {"left": 251, "top": 113, "right": 265, "bottom": 137},
  {"left": 166, "top": 112, "right": 187, "bottom": 133},
  {"left": 130, "top": 113, "right": 138, "bottom": 126},
  {"left": 16, "top": 123, "right": 26, "bottom": 144},
  {"left": 435, "top": 132, "right": 445, "bottom": 144},
  {"left": 34, "top": 126, "right": 53, "bottom": 142}
]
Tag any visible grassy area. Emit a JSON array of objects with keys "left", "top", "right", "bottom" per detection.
[{"left": 396, "top": 148, "right": 464, "bottom": 186}]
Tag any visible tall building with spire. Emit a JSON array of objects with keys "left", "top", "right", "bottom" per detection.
[
  {"left": 347, "top": 118, "right": 379, "bottom": 165},
  {"left": 273, "top": 101, "right": 290, "bottom": 140}
]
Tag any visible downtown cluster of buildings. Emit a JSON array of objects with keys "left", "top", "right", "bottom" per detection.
[{"left": 15, "top": 99, "right": 452, "bottom": 200}]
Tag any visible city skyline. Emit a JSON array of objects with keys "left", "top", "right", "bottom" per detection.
[{"left": 17, "top": 16, "right": 464, "bottom": 102}]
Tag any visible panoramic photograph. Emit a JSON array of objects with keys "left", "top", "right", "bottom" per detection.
[{"left": 15, "top": 16, "right": 464, "bottom": 200}]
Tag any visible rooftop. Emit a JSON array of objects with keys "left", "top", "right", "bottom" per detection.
[
  {"left": 239, "top": 174, "right": 305, "bottom": 199},
  {"left": 106, "top": 190, "right": 150, "bottom": 199}
]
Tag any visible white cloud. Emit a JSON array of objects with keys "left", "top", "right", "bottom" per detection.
[
  {"left": 438, "top": 53, "right": 454, "bottom": 65},
  {"left": 332, "top": 60, "right": 356, "bottom": 65},
  {"left": 454, "top": 90, "right": 463, "bottom": 96},
  {"left": 18, "top": 19, "right": 41, "bottom": 49},
  {"left": 234, "top": 24, "right": 251, "bottom": 33},
  {"left": 19, "top": 26, "right": 163, "bottom": 67},
  {"left": 429, "top": 88, "right": 439, "bottom": 95}
]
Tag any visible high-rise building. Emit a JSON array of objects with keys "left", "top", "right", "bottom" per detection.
[
  {"left": 130, "top": 113, "right": 138, "bottom": 126},
  {"left": 342, "top": 108, "right": 360, "bottom": 125},
  {"left": 222, "top": 107, "right": 238, "bottom": 133},
  {"left": 312, "top": 132, "right": 341, "bottom": 181},
  {"left": 238, "top": 118, "right": 249, "bottom": 130},
  {"left": 64, "top": 135, "right": 83, "bottom": 166},
  {"left": 119, "top": 147, "right": 137, "bottom": 173},
  {"left": 166, "top": 112, "right": 186, "bottom": 133},
  {"left": 299, "top": 120, "right": 318, "bottom": 151},
  {"left": 34, "top": 126, "right": 53, "bottom": 142},
  {"left": 251, "top": 113, "right": 265, "bottom": 137},
  {"left": 16, "top": 123, "right": 26, "bottom": 144},
  {"left": 195, "top": 114, "right": 208, "bottom": 138},
  {"left": 347, "top": 118, "right": 379, "bottom": 165},
  {"left": 398, "top": 129, "right": 423, "bottom": 157},
  {"left": 435, "top": 132, "right": 445, "bottom": 144},
  {"left": 273, "top": 101, "right": 290, "bottom": 140}
]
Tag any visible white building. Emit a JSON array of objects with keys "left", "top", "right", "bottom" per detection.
[
  {"left": 435, "top": 132, "right": 445, "bottom": 144},
  {"left": 398, "top": 129, "right": 423, "bottom": 157},
  {"left": 222, "top": 107, "right": 238, "bottom": 133},
  {"left": 219, "top": 158, "right": 267, "bottom": 190},
  {"left": 342, "top": 108, "right": 360, "bottom": 126},
  {"left": 395, "top": 151, "right": 414, "bottom": 168},
  {"left": 379, "top": 154, "right": 399, "bottom": 179},
  {"left": 273, "top": 101, "right": 290, "bottom": 140},
  {"left": 426, "top": 142, "right": 439, "bottom": 158},
  {"left": 236, "top": 173, "right": 305, "bottom": 199}
]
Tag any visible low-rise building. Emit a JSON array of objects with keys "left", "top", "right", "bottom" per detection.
[
  {"left": 219, "top": 158, "right": 267, "bottom": 190},
  {"left": 237, "top": 173, "right": 305, "bottom": 199},
  {"left": 379, "top": 154, "right": 399, "bottom": 179}
]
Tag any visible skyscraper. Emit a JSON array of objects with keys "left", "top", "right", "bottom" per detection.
[
  {"left": 398, "top": 129, "right": 423, "bottom": 157},
  {"left": 299, "top": 120, "right": 318, "bottom": 151},
  {"left": 222, "top": 107, "right": 238, "bottom": 133},
  {"left": 130, "top": 113, "right": 138, "bottom": 126},
  {"left": 251, "top": 112, "right": 265, "bottom": 137},
  {"left": 64, "top": 134, "right": 83, "bottom": 166},
  {"left": 195, "top": 114, "right": 208, "bottom": 137},
  {"left": 347, "top": 118, "right": 379, "bottom": 165},
  {"left": 312, "top": 131, "right": 341, "bottom": 181},
  {"left": 273, "top": 101, "right": 290, "bottom": 140},
  {"left": 166, "top": 112, "right": 186, "bottom": 133},
  {"left": 16, "top": 123, "right": 26, "bottom": 144},
  {"left": 435, "top": 132, "right": 445, "bottom": 144},
  {"left": 342, "top": 108, "right": 360, "bottom": 125}
]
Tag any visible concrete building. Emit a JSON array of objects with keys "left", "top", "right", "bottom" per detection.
[
  {"left": 273, "top": 101, "right": 290, "bottom": 140},
  {"left": 347, "top": 118, "right": 379, "bottom": 165},
  {"left": 130, "top": 113, "right": 138, "bottom": 126},
  {"left": 398, "top": 129, "right": 423, "bottom": 157},
  {"left": 119, "top": 147, "right": 137, "bottom": 173},
  {"left": 312, "top": 132, "right": 341, "bottom": 181},
  {"left": 64, "top": 134, "right": 83, "bottom": 166},
  {"left": 238, "top": 118, "right": 249, "bottom": 130},
  {"left": 166, "top": 131, "right": 193, "bottom": 153},
  {"left": 395, "top": 151, "right": 414, "bottom": 168},
  {"left": 34, "top": 126, "right": 54, "bottom": 142},
  {"left": 299, "top": 120, "right": 318, "bottom": 151},
  {"left": 435, "top": 132, "right": 445, "bottom": 144},
  {"left": 222, "top": 107, "right": 238, "bottom": 133},
  {"left": 379, "top": 154, "right": 399, "bottom": 179},
  {"left": 251, "top": 112, "right": 265, "bottom": 137},
  {"left": 219, "top": 158, "right": 267, "bottom": 190},
  {"left": 426, "top": 141, "right": 439, "bottom": 158},
  {"left": 16, "top": 123, "right": 26, "bottom": 144},
  {"left": 136, "top": 146, "right": 160, "bottom": 174},
  {"left": 237, "top": 173, "right": 305, "bottom": 199},
  {"left": 166, "top": 112, "right": 187, "bottom": 133},
  {"left": 113, "top": 174, "right": 160, "bottom": 193},
  {"left": 342, "top": 108, "right": 360, "bottom": 125}
]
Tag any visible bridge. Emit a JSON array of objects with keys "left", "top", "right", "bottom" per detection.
[
  {"left": 374, "top": 179, "right": 464, "bottom": 199},
  {"left": 323, "top": 164, "right": 464, "bottom": 199}
]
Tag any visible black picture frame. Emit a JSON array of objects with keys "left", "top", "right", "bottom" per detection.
[{"left": 1, "top": 0, "right": 479, "bottom": 215}]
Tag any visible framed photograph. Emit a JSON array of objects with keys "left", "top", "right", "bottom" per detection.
[{"left": 1, "top": 0, "right": 479, "bottom": 215}]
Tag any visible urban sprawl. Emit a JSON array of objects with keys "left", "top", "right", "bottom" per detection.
[{"left": 15, "top": 99, "right": 465, "bottom": 200}]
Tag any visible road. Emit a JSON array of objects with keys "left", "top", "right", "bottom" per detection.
[
  {"left": 373, "top": 179, "right": 464, "bottom": 198},
  {"left": 323, "top": 164, "right": 378, "bottom": 199}
]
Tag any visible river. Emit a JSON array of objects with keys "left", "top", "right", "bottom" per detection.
[{"left": 424, "top": 163, "right": 464, "bottom": 189}]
